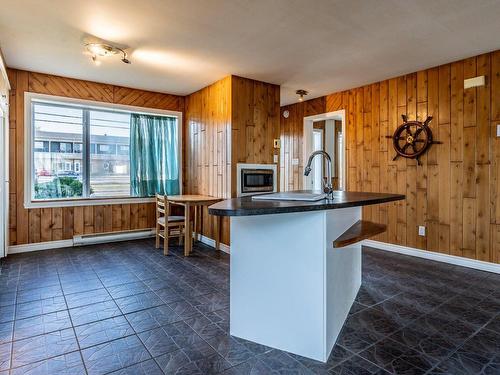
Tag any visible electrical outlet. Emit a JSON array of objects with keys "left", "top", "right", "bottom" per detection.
[
  {"left": 292, "top": 158, "right": 299, "bottom": 165},
  {"left": 418, "top": 226, "right": 426, "bottom": 237},
  {"left": 273, "top": 154, "right": 279, "bottom": 163}
]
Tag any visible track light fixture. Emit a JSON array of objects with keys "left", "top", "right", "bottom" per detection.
[{"left": 85, "top": 43, "right": 131, "bottom": 66}]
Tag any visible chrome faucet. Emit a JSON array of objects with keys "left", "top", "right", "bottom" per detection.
[{"left": 304, "top": 150, "right": 334, "bottom": 200}]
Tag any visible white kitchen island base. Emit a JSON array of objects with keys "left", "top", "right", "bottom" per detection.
[{"left": 229, "top": 206, "right": 362, "bottom": 362}]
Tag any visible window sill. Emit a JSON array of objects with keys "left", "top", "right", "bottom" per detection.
[{"left": 24, "top": 196, "right": 155, "bottom": 209}]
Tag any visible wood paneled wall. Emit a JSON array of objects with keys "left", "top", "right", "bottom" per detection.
[
  {"left": 7, "top": 69, "right": 184, "bottom": 246},
  {"left": 185, "top": 76, "right": 232, "bottom": 245},
  {"left": 280, "top": 50, "right": 500, "bottom": 263},
  {"left": 230, "top": 76, "right": 281, "bottom": 196},
  {"left": 185, "top": 75, "right": 280, "bottom": 245}
]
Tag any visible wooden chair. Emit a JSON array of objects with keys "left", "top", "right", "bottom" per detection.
[{"left": 155, "top": 194, "right": 186, "bottom": 255}]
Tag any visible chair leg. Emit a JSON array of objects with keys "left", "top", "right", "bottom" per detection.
[
  {"left": 155, "top": 223, "right": 160, "bottom": 249},
  {"left": 163, "top": 224, "right": 169, "bottom": 256}
]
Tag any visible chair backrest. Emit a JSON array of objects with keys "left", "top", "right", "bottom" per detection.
[{"left": 156, "top": 194, "right": 167, "bottom": 218}]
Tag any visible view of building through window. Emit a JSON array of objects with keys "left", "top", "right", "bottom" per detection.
[
  {"left": 32, "top": 101, "right": 137, "bottom": 200},
  {"left": 90, "top": 110, "right": 130, "bottom": 197},
  {"left": 33, "top": 103, "right": 84, "bottom": 199}
]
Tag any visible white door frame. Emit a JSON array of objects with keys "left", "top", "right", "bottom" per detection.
[
  {"left": 0, "top": 51, "right": 10, "bottom": 258},
  {"left": 0, "top": 101, "right": 8, "bottom": 258},
  {"left": 303, "top": 110, "right": 346, "bottom": 191}
]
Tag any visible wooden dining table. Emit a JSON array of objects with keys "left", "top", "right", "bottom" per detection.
[{"left": 167, "top": 195, "right": 222, "bottom": 256}]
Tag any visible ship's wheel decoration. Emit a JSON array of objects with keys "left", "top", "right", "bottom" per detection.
[{"left": 386, "top": 115, "right": 441, "bottom": 165}]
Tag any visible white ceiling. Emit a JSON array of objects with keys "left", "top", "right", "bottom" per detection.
[{"left": 1, "top": 0, "right": 499, "bottom": 105}]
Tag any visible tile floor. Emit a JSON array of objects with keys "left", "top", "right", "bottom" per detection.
[{"left": 0, "top": 239, "right": 499, "bottom": 374}]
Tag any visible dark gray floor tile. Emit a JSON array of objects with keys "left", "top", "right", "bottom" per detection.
[
  {"left": 137, "top": 326, "right": 179, "bottom": 357},
  {"left": 154, "top": 287, "right": 184, "bottom": 304},
  {"left": 11, "top": 328, "right": 78, "bottom": 368},
  {"left": 75, "top": 315, "right": 135, "bottom": 349},
  {"left": 330, "top": 354, "right": 390, "bottom": 374},
  {"left": 107, "top": 281, "right": 150, "bottom": 299},
  {"left": 155, "top": 349, "right": 203, "bottom": 374},
  {"left": 0, "top": 342, "right": 11, "bottom": 371},
  {"left": 17, "top": 276, "right": 60, "bottom": 291},
  {"left": 65, "top": 288, "right": 112, "bottom": 309},
  {"left": 0, "top": 304, "right": 15, "bottom": 324},
  {"left": 142, "top": 277, "right": 172, "bottom": 291},
  {"left": 16, "top": 285, "right": 63, "bottom": 304},
  {"left": 0, "top": 292, "right": 16, "bottom": 307},
  {"left": 81, "top": 335, "right": 151, "bottom": 375},
  {"left": 69, "top": 300, "right": 122, "bottom": 326},
  {"left": 15, "top": 296, "right": 67, "bottom": 320},
  {"left": 189, "top": 292, "right": 230, "bottom": 314},
  {"left": 184, "top": 314, "right": 226, "bottom": 340},
  {"left": 108, "top": 358, "right": 163, "bottom": 375},
  {"left": 359, "top": 338, "right": 437, "bottom": 374},
  {"left": 115, "top": 292, "right": 163, "bottom": 314},
  {"left": 167, "top": 299, "right": 202, "bottom": 319},
  {"left": 0, "top": 321, "right": 13, "bottom": 345},
  {"left": 206, "top": 334, "right": 255, "bottom": 366},
  {"left": 158, "top": 320, "right": 202, "bottom": 350},
  {"left": 125, "top": 305, "right": 181, "bottom": 333},
  {"left": 61, "top": 278, "right": 103, "bottom": 295},
  {"left": 100, "top": 273, "right": 140, "bottom": 288},
  {"left": 9, "top": 351, "right": 86, "bottom": 375},
  {"left": 485, "top": 315, "right": 500, "bottom": 334},
  {"left": 290, "top": 344, "right": 354, "bottom": 373},
  {"left": 14, "top": 310, "right": 72, "bottom": 340},
  {"left": 255, "top": 350, "right": 315, "bottom": 374}
]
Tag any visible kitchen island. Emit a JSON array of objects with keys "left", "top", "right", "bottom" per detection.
[{"left": 208, "top": 190, "right": 405, "bottom": 362}]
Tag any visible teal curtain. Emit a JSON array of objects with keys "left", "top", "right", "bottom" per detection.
[{"left": 130, "top": 114, "right": 180, "bottom": 196}]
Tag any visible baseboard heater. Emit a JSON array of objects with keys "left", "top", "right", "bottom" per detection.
[{"left": 73, "top": 228, "right": 155, "bottom": 246}]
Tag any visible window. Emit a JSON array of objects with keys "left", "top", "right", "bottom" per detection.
[{"left": 27, "top": 95, "right": 181, "bottom": 206}]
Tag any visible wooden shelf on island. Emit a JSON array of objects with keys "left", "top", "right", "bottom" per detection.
[{"left": 333, "top": 220, "right": 386, "bottom": 248}]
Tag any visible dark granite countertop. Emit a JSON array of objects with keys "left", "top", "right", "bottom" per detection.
[{"left": 208, "top": 190, "right": 405, "bottom": 217}]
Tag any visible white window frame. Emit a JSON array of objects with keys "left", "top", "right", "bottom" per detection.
[{"left": 24, "top": 92, "right": 183, "bottom": 209}]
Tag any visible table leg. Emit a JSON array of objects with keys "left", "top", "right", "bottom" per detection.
[
  {"left": 215, "top": 216, "right": 221, "bottom": 251},
  {"left": 194, "top": 205, "right": 198, "bottom": 243},
  {"left": 184, "top": 203, "right": 191, "bottom": 256}
]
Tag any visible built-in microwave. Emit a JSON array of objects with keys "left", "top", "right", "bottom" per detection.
[{"left": 236, "top": 163, "right": 277, "bottom": 197}]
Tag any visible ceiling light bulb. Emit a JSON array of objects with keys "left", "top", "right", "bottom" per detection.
[{"left": 295, "top": 89, "right": 308, "bottom": 102}]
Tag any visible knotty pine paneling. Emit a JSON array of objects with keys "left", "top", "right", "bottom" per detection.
[
  {"left": 185, "top": 75, "right": 280, "bottom": 245},
  {"left": 231, "top": 76, "right": 280, "bottom": 196},
  {"left": 8, "top": 69, "right": 184, "bottom": 245},
  {"left": 279, "top": 50, "right": 500, "bottom": 264},
  {"left": 185, "top": 76, "right": 232, "bottom": 245}
]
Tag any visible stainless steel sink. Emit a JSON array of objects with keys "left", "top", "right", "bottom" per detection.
[{"left": 252, "top": 192, "right": 328, "bottom": 201}]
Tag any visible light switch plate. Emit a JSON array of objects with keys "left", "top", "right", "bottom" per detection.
[
  {"left": 497, "top": 124, "right": 500, "bottom": 137},
  {"left": 273, "top": 154, "right": 279, "bottom": 163},
  {"left": 292, "top": 158, "right": 299, "bottom": 165},
  {"left": 418, "top": 226, "right": 426, "bottom": 237}
]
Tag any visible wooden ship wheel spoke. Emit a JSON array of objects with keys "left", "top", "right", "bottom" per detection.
[{"left": 385, "top": 115, "right": 441, "bottom": 165}]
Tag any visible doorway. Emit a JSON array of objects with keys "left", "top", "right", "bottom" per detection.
[{"left": 303, "top": 110, "right": 345, "bottom": 191}]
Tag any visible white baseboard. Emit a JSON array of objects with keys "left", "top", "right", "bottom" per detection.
[
  {"left": 196, "top": 234, "right": 230, "bottom": 254},
  {"left": 363, "top": 239, "right": 500, "bottom": 274},
  {"left": 8, "top": 239, "right": 74, "bottom": 254},
  {"left": 8, "top": 230, "right": 230, "bottom": 255}
]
